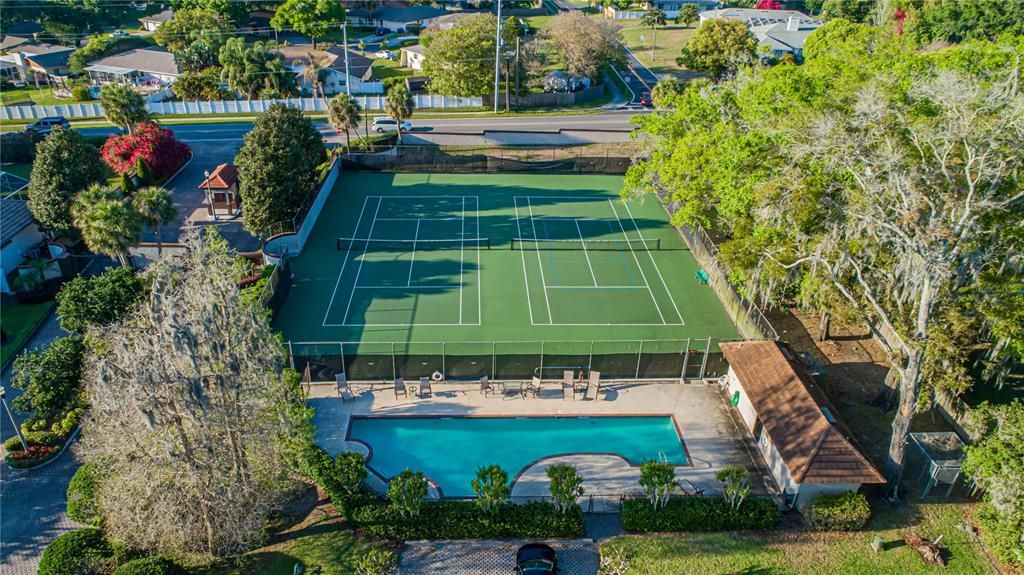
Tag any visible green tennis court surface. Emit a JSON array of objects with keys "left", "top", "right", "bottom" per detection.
[{"left": 275, "top": 173, "right": 739, "bottom": 378}]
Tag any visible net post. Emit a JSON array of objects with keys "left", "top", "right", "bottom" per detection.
[{"left": 635, "top": 339, "right": 643, "bottom": 379}]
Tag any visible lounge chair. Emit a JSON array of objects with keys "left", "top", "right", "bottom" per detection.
[
  {"left": 589, "top": 370, "right": 601, "bottom": 399},
  {"left": 394, "top": 377, "right": 406, "bottom": 399},
  {"left": 419, "top": 376, "right": 432, "bottom": 398},
  {"left": 562, "top": 370, "right": 576, "bottom": 399},
  {"left": 531, "top": 376, "right": 542, "bottom": 397},
  {"left": 480, "top": 376, "right": 493, "bottom": 396},
  {"left": 335, "top": 373, "right": 354, "bottom": 403}
]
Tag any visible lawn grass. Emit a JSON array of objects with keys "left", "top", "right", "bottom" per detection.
[
  {"left": 190, "top": 503, "right": 385, "bottom": 575},
  {"left": 370, "top": 58, "right": 414, "bottom": 81},
  {"left": 619, "top": 26, "right": 697, "bottom": 75},
  {"left": 603, "top": 503, "right": 998, "bottom": 575},
  {"left": 0, "top": 85, "right": 92, "bottom": 107},
  {"left": 0, "top": 302, "right": 53, "bottom": 367}
]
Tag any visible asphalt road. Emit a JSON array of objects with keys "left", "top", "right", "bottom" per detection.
[{"left": 80, "top": 113, "right": 642, "bottom": 145}]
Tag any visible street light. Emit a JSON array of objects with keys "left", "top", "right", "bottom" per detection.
[{"left": 0, "top": 386, "right": 28, "bottom": 453}]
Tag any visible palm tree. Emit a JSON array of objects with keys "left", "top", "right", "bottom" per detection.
[
  {"left": 384, "top": 83, "right": 414, "bottom": 143},
  {"left": 641, "top": 9, "right": 667, "bottom": 62},
  {"left": 298, "top": 52, "right": 331, "bottom": 107},
  {"left": 99, "top": 83, "right": 150, "bottom": 133},
  {"left": 72, "top": 183, "right": 141, "bottom": 268},
  {"left": 328, "top": 93, "right": 361, "bottom": 152},
  {"left": 132, "top": 186, "right": 177, "bottom": 255}
]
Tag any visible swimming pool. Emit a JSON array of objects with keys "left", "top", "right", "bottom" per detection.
[{"left": 347, "top": 415, "right": 689, "bottom": 497}]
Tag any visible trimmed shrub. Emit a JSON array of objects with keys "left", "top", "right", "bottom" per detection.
[
  {"left": 38, "top": 528, "right": 114, "bottom": 575},
  {"left": 71, "top": 84, "right": 93, "bottom": 101},
  {"left": 621, "top": 496, "right": 780, "bottom": 532},
  {"left": 112, "top": 556, "right": 184, "bottom": 575},
  {"left": 804, "top": 491, "right": 871, "bottom": 531},
  {"left": 67, "top": 461, "right": 106, "bottom": 526},
  {"left": 349, "top": 498, "right": 584, "bottom": 540}
]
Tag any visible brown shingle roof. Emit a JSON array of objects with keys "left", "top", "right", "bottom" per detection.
[
  {"left": 720, "top": 340, "right": 885, "bottom": 485},
  {"left": 198, "top": 163, "right": 238, "bottom": 190}
]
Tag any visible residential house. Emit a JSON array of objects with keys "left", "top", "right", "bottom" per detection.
[
  {"left": 348, "top": 5, "right": 448, "bottom": 31},
  {"left": 277, "top": 45, "right": 382, "bottom": 95},
  {"left": 0, "top": 198, "right": 44, "bottom": 294},
  {"left": 399, "top": 45, "right": 425, "bottom": 71},
  {"left": 604, "top": 0, "right": 716, "bottom": 20},
  {"left": 2, "top": 44, "right": 76, "bottom": 92},
  {"left": 84, "top": 47, "right": 180, "bottom": 97},
  {"left": 719, "top": 340, "right": 885, "bottom": 508},
  {"left": 698, "top": 8, "right": 823, "bottom": 60},
  {"left": 139, "top": 9, "right": 174, "bottom": 32}
]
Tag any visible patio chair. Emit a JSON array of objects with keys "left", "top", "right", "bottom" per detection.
[
  {"left": 589, "top": 370, "right": 602, "bottom": 398},
  {"left": 419, "top": 376, "right": 432, "bottom": 398},
  {"left": 335, "top": 373, "right": 354, "bottom": 403},
  {"left": 393, "top": 377, "right": 406, "bottom": 399},
  {"left": 562, "top": 370, "right": 576, "bottom": 399},
  {"left": 531, "top": 376, "right": 542, "bottom": 397},
  {"left": 479, "top": 376, "right": 493, "bottom": 396}
]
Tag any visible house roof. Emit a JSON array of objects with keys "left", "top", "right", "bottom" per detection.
[
  {"left": 139, "top": 9, "right": 174, "bottom": 24},
  {"left": 24, "top": 47, "right": 73, "bottom": 71},
  {"left": 401, "top": 44, "right": 424, "bottom": 56},
  {"left": 325, "top": 46, "right": 373, "bottom": 81},
  {"left": 0, "top": 198, "right": 35, "bottom": 245},
  {"left": 430, "top": 12, "right": 477, "bottom": 28},
  {"left": 0, "top": 35, "right": 32, "bottom": 51},
  {"left": 349, "top": 5, "right": 447, "bottom": 23},
  {"left": 699, "top": 8, "right": 821, "bottom": 27},
  {"left": 85, "top": 47, "right": 180, "bottom": 77},
  {"left": 750, "top": 21, "right": 822, "bottom": 53},
  {"left": 720, "top": 340, "right": 886, "bottom": 485},
  {"left": 198, "top": 163, "right": 239, "bottom": 190}
]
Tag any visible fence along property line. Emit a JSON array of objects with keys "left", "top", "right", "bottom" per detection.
[
  {"left": 0, "top": 95, "right": 485, "bottom": 121},
  {"left": 658, "top": 193, "right": 778, "bottom": 341}
]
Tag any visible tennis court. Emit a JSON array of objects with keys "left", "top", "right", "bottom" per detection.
[{"left": 276, "top": 172, "right": 740, "bottom": 380}]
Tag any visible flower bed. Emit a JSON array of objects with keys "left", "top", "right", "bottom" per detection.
[{"left": 5, "top": 444, "right": 62, "bottom": 468}]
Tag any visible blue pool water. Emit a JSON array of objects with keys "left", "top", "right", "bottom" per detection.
[{"left": 347, "top": 416, "right": 687, "bottom": 497}]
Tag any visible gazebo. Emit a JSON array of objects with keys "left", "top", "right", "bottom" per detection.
[{"left": 198, "top": 163, "right": 241, "bottom": 220}]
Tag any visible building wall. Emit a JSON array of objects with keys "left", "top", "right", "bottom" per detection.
[
  {"left": 401, "top": 50, "right": 425, "bottom": 71},
  {"left": 727, "top": 368, "right": 759, "bottom": 431},
  {"left": 0, "top": 224, "right": 44, "bottom": 294}
]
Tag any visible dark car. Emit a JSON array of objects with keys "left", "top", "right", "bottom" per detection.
[
  {"left": 515, "top": 543, "right": 558, "bottom": 575},
  {"left": 26, "top": 116, "right": 70, "bottom": 136},
  {"left": 639, "top": 92, "right": 653, "bottom": 107}
]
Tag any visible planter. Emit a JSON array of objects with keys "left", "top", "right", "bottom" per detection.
[{"left": 5, "top": 444, "right": 62, "bottom": 469}]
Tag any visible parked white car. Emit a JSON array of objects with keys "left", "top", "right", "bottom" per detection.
[
  {"left": 372, "top": 118, "right": 411, "bottom": 133},
  {"left": 374, "top": 50, "right": 395, "bottom": 60}
]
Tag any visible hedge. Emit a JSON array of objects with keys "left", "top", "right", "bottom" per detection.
[
  {"left": 621, "top": 496, "right": 780, "bottom": 532},
  {"left": 112, "top": 556, "right": 184, "bottom": 575},
  {"left": 804, "top": 492, "right": 871, "bottom": 531},
  {"left": 349, "top": 498, "right": 584, "bottom": 540},
  {"left": 67, "top": 461, "right": 106, "bottom": 526},
  {"left": 38, "top": 528, "right": 114, "bottom": 575}
]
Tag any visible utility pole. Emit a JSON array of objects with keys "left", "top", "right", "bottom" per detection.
[
  {"left": 514, "top": 35, "right": 521, "bottom": 111},
  {"left": 343, "top": 21, "right": 351, "bottom": 96},
  {"left": 493, "top": 0, "right": 502, "bottom": 113}
]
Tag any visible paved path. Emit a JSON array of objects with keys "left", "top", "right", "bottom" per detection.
[
  {"left": 0, "top": 311, "right": 79, "bottom": 575},
  {"left": 400, "top": 539, "right": 598, "bottom": 574}
]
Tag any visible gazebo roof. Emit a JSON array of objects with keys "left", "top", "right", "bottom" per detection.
[{"left": 198, "top": 163, "right": 239, "bottom": 190}]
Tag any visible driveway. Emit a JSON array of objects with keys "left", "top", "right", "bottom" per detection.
[{"left": 400, "top": 539, "right": 598, "bottom": 574}]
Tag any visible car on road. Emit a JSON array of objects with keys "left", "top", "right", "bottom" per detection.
[
  {"left": 26, "top": 116, "right": 70, "bottom": 136},
  {"left": 109, "top": 30, "right": 127, "bottom": 38},
  {"left": 639, "top": 92, "right": 653, "bottom": 107},
  {"left": 374, "top": 27, "right": 391, "bottom": 36},
  {"left": 372, "top": 117, "right": 412, "bottom": 133},
  {"left": 514, "top": 543, "right": 559, "bottom": 574},
  {"left": 374, "top": 49, "right": 395, "bottom": 60}
]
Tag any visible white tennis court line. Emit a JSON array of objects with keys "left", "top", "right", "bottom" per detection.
[
  {"left": 512, "top": 196, "right": 537, "bottom": 325},
  {"left": 475, "top": 196, "right": 482, "bottom": 327},
  {"left": 608, "top": 198, "right": 666, "bottom": 325},
  {"left": 322, "top": 195, "right": 372, "bottom": 327},
  {"left": 622, "top": 201, "right": 685, "bottom": 325},
  {"left": 575, "top": 219, "right": 598, "bottom": 286},
  {"left": 406, "top": 218, "right": 421, "bottom": 287},
  {"left": 341, "top": 198, "right": 384, "bottom": 325},
  {"left": 525, "top": 196, "right": 554, "bottom": 324},
  {"left": 459, "top": 197, "right": 465, "bottom": 324},
  {"left": 547, "top": 286, "right": 648, "bottom": 289},
  {"left": 376, "top": 217, "right": 462, "bottom": 222},
  {"left": 325, "top": 195, "right": 482, "bottom": 327}
]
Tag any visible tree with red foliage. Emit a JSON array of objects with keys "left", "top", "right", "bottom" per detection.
[
  {"left": 100, "top": 121, "right": 191, "bottom": 182},
  {"left": 755, "top": 0, "right": 782, "bottom": 9}
]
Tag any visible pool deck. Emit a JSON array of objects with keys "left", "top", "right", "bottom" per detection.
[{"left": 309, "top": 381, "right": 773, "bottom": 501}]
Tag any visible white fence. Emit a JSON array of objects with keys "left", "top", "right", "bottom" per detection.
[{"left": 0, "top": 95, "right": 485, "bottom": 121}]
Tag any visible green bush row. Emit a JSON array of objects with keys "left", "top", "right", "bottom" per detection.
[
  {"left": 38, "top": 528, "right": 115, "bottom": 575},
  {"left": 3, "top": 430, "right": 59, "bottom": 451},
  {"left": 621, "top": 496, "right": 780, "bottom": 532},
  {"left": 349, "top": 498, "right": 584, "bottom": 540},
  {"left": 804, "top": 492, "right": 871, "bottom": 531}
]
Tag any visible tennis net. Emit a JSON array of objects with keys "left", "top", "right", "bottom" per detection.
[
  {"left": 336, "top": 237, "right": 491, "bottom": 251},
  {"left": 510, "top": 238, "right": 662, "bottom": 251}
]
